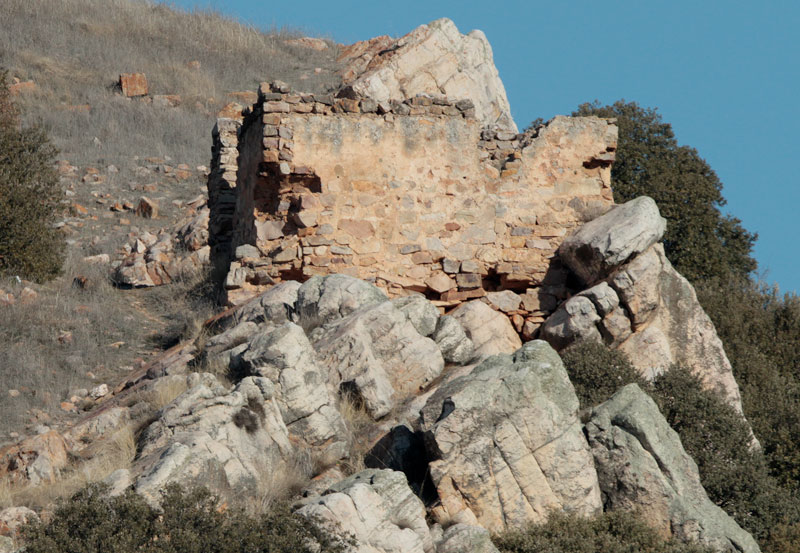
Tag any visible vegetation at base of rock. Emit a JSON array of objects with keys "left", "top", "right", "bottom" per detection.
[
  {"left": 649, "top": 365, "right": 800, "bottom": 544},
  {"left": 493, "top": 510, "right": 714, "bottom": 553},
  {"left": 697, "top": 277, "right": 800, "bottom": 491},
  {"left": 21, "top": 483, "right": 351, "bottom": 553},
  {"left": 572, "top": 100, "right": 757, "bottom": 285},
  {"left": 560, "top": 341, "right": 645, "bottom": 409},
  {"left": 0, "top": 70, "right": 64, "bottom": 282},
  {"left": 559, "top": 342, "right": 800, "bottom": 549},
  {"left": 563, "top": 99, "right": 800, "bottom": 551}
]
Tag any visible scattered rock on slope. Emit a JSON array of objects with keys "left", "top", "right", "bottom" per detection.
[{"left": 586, "top": 384, "right": 760, "bottom": 553}]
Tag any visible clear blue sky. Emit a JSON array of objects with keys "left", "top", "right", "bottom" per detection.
[{"left": 173, "top": 0, "right": 800, "bottom": 294}]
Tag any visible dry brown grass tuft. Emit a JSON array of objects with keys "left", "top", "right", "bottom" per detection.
[
  {"left": 4, "top": 424, "right": 137, "bottom": 510},
  {"left": 0, "top": 253, "right": 219, "bottom": 443},
  {"left": 336, "top": 393, "right": 375, "bottom": 476},
  {"left": 246, "top": 450, "right": 314, "bottom": 515},
  {"left": 0, "top": 254, "right": 146, "bottom": 439},
  {"left": 0, "top": 478, "right": 12, "bottom": 509}
]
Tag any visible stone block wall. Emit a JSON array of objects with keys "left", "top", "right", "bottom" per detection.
[{"left": 207, "top": 82, "right": 617, "bottom": 333}]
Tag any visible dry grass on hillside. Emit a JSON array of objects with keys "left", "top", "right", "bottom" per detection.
[
  {"left": 0, "top": 254, "right": 217, "bottom": 444},
  {"left": 1, "top": 0, "right": 341, "bottom": 168},
  {"left": 1, "top": 424, "right": 137, "bottom": 511},
  {"left": 0, "top": 0, "right": 340, "bottom": 443}
]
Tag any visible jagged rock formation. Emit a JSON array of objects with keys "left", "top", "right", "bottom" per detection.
[
  {"left": 541, "top": 196, "right": 747, "bottom": 415},
  {"left": 0, "top": 18, "right": 765, "bottom": 553},
  {"left": 297, "top": 469, "right": 434, "bottom": 553},
  {"left": 338, "top": 18, "right": 517, "bottom": 131},
  {"left": 2, "top": 271, "right": 762, "bottom": 552},
  {"left": 419, "top": 340, "right": 602, "bottom": 532},
  {"left": 586, "top": 385, "right": 760, "bottom": 553},
  {"left": 134, "top": 374, "right": 294, "bottom": 503}
]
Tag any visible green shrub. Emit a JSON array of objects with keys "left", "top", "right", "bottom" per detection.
[
  {"left": 493, "top": 510, "right": 714, "bottom": 553},
  {"left": 560, "top": 341, "right": 645, "bottom": 408},
  {"left": 649, "top": 365, "right": 800, "bottom": 545},
  {"left": 571, "top": 100, "right": 756, "bottom": 284},
  {"left": 560, "top": 343, "right": 800, "bottom": 548},
  {"left": 697, "top": 277, "right": 800, "bottom": 491},
  {"left": 21, "top": 483, "right": 351, "bottom": 553},
  {"left": 0, "top": 70, "right": 64, "bottom": 282}
]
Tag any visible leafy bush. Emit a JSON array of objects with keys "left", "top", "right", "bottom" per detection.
[
  {"left": 560, "top": 341, "right": 645, "bottom": 409},
  {"left": 493, "top": 510, "right": 714, "bottom": 553},
  {"left": 572, "top": 100, "right": 756, "bottom": 284},
  {"left": 21, "top": 483, "right": 351, "bottom": 553},
  {"left": 0, "top": 70, "right": 64, "bottom": 281},
  {"left": 649, "top": 365, "right": 800, "bottom": 542},
  {"left": 697, "top": 277, "right": 800, "bottom": 491},
  {"left": 559, "top": 343, "right": 800, "bottom": 548}
]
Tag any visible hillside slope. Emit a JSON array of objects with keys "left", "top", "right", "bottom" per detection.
[{"left": 1, "top": 0, "right": 340, "bottom": 169}]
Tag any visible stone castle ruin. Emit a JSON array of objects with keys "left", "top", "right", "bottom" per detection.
[
  {"left": 205, "top": 17, "right": 748, "bottom": 418},
  {"left": 208, "top": 19, "right": 617, "bottom": 340},
  {"left": 1, "top": 18, "right": 765, "bottom": 553}
]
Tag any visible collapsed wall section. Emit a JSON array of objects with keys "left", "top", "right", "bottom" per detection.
[{"left": 208, "top": 84, "right": 617, "bottom": 331}]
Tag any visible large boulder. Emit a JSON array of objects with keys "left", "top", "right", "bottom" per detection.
[
  {"left": 240, "top": 322, "right": 348, "bottom": 462},
  {"left": 435, "top": 524, "right": 501, "bottom": 553},
  {"left": 431, "top": 315, "right": 475, "bottom": 365},
  {"left": 449, "top": 300, "right": 521, "bottom": 359},
  {"left": 339, "top": 18, "right": 516, "bottom": 131},
  {"left": 540, "top": 295, "right": 602, "bottom": 350},
  {"left": 134, "top": 374, "right": 294, "bottom": 503},
  {"left": 391, "top": 294, "right": 440, "bottom": 337},
  {"left": 297, "top": 469, "right": 434, "bottom": 553},
  {"left": 419, "top": 341, "right": 601, "bottom": 532},
  {"left": 586, "top": 384, "right": 760, "bottom": 553},
  {"left": 295, "top": 274, "right": 388, "bottom": 332},
  {"left": 312, "top": 301, "right": 444, "bottom": 419},
  {"left": 559, "top": 196, "right": 666, "bottom": 285},
  {"left": 612, "top": 244, "right": 746, "bottom": 414}
]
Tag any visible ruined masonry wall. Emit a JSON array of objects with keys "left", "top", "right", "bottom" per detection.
[{"left": 208, "top": 85, "right": 617, "bottom": 334}]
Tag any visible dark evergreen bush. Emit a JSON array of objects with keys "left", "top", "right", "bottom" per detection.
[
  {"left": 572, "top": 100, "right": 756, "bottom": 284},
  {"left": 493, "top": 510, "right": 714, "bottom": 553},
  {"left": 0, "top": 70, "right": 64, "bottom": 282},
  {"left": 649, "top": 365, "right": 800, "bottom": 545},
  {"left": 560, "top": 341, "right": 645, "bottom": 408},
  {"left": 21, "top": 483, "right": 351, "bottom": 553}
]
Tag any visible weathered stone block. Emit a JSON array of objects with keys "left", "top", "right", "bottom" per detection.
[{"left": 119, "top": 73, "right": 148, "bottom": 97}]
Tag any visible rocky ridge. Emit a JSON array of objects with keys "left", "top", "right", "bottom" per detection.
[{"left": 0, "top": 17, "right": 761, "bottom": 553}]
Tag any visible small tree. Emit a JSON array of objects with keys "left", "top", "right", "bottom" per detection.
[
  {"left": 0, "top": 70, "right": 64, "bottom": 281},
  {"left": 572, "top": 100, "right": 757, "bottom": 284}
]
